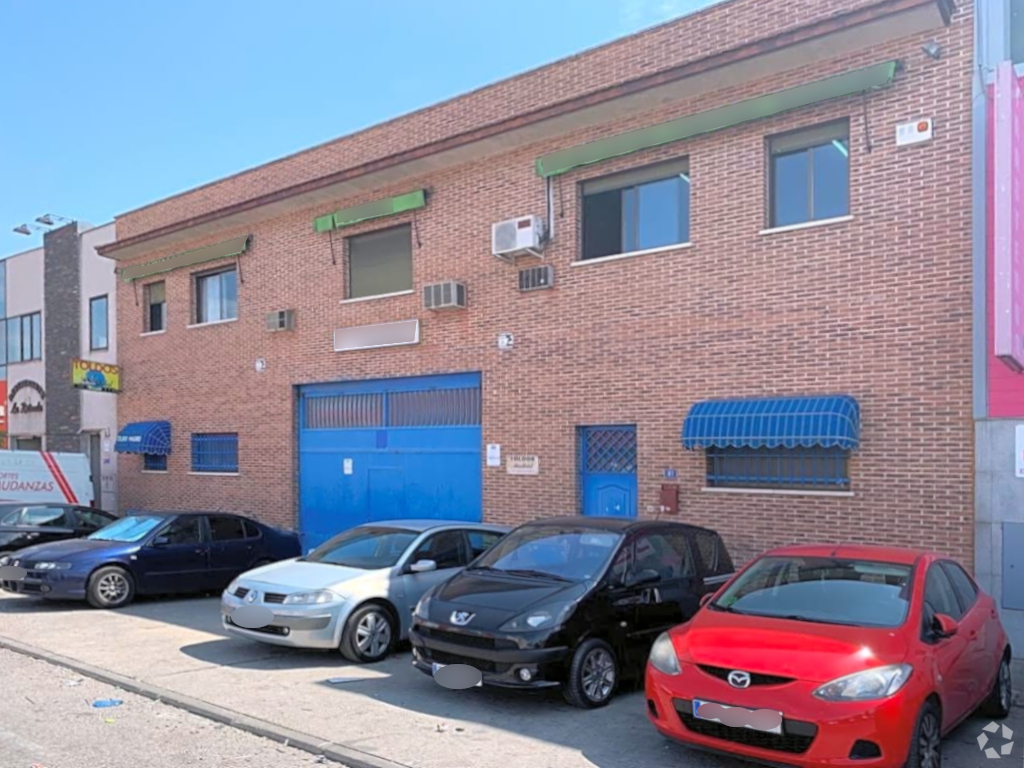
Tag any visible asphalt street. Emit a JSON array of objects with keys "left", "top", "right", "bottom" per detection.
[{"left": 0, "top": 648, "right": 344, "bottom": 768}]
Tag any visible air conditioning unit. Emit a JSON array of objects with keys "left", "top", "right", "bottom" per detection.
[
  {"left": 423, "top": 281, "right": 467, "bottom": 310},
  {"left": 518, "top": 265, "right": 554, "bottom": 292},
  {"left": 266, "top": 309, "right": 296, "bottom": 332},
  {"left": 491, "top": 215, "right": 544, "bottom": 261}
]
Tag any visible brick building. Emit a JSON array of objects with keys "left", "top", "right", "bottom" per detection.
[{"left": 102, "top": 0, "right": 970, "bottom": 570}]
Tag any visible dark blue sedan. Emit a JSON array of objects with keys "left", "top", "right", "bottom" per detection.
[{"left": 0, "top": 512, "right": 301, "bottom": 609}]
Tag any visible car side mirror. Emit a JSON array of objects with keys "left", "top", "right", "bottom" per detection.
[
  {"left": 625, "top": 568, "right": 660, "bottom": 588},
  {"left": 151, "top": 536, "right": 171, "bottom": 547},
  {"left": 409, "top": 559, "right": 437, "bottom": 574},
  {"left": 933, "top": 613, "right": 959, "bottom": 639},
  {"left": 699, "top": 593, "right": 714, "bottom": 608}
]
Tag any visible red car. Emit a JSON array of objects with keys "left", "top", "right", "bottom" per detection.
[{"left": 645, "top": 545, "right": 1012, "bottom": 768}]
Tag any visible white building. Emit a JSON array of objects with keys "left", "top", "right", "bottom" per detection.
[{"left": 1, "top": 221, "right": 119, "bottom": 511}]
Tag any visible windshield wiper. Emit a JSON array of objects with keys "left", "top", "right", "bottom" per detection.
[
  {"left": 709, "top": 603, "right": 748, "bottom": 615},
  {"left": 500, "top": 569, "right": 571, "bottom": 582},
  {"left": 465, "top": 565, "right": 503, "bottom": 573}
]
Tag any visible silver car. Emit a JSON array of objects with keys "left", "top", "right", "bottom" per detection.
[{"left": 220, "top": 520, "right": 508, "bottom": 663}]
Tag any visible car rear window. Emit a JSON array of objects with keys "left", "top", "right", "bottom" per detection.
[{"left": 712, "top": 556, "right": 912, "bottom": 628}]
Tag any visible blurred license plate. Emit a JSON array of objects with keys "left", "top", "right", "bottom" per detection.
[
  {"left": 431, "top": 662, "right": 483, "bottom": 686},
  {"left": 693, "top": 699, "right": 783, "bottom": 735}
]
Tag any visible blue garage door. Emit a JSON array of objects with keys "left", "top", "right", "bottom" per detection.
[{"left": 298, "top": 372, "right": 482, "bottom": 550}]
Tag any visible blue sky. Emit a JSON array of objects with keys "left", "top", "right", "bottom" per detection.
[{"left": 0, "top": 0, "right": 718, "bottom": 257}]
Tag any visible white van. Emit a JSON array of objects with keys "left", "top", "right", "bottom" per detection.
[{"left": 0, "top": 450, "right": 94, "bottom": 506}]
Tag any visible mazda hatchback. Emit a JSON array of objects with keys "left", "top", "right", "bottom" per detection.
[{"left": 645, "top": 545, "right": 1012, "bottom": 768}]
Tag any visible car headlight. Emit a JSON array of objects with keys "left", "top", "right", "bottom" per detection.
[
  {"left": 0, "top": 555, "right": 11, "bottom": 566},
  {"left": 813, "top": 664, "right": 913, "bottom": 701},
  {"left": 648, "top": 632, "right": 681, "bottom": 676},
  {"left": 225, "top": 579, "right": 241, "bottom": 596},
  {"left": 282, "top": 589, "right": 340, "bottom": 605},
  {"left": 34, "top": 562, "right": 73, "bottom": 571},
  {"left": 499, "top": 601, "right": 575, "bottom": 632},
  {"left": 414, "top": 592, "right": 433, "bottom": 621}
]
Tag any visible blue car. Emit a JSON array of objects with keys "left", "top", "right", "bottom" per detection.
[{"left": 0, "top": 512, "right": 301, "bottom": 609}]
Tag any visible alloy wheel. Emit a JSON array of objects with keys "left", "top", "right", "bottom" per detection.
[
  {"left": 97, "top": 573, "right": 128, "bottom": 603},
  {"left": 355, "top": 611, "right": 392, "bottom": 658},
  {"left": 581, "top": 648, "right": 616, "bottom": 702},
  {"left": 918, "top": 710, "right": 941, "bottom": 768}
]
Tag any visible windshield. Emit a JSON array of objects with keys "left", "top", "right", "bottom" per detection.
[
  {"left": 305, "top": 527, "right": 418, "bottom": 569},
  {"left": 471, "top": 526, "right": 622, "bottom": 582},
  {"left": 88, "top": 516, "right": 164, "bottom": 543},
  {"left": 712, "top": 556, "right": 913, "bottom": 628}
]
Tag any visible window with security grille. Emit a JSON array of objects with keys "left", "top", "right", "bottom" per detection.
[
  {"left": 705, "top": 446, "right": 849, "bottom": 490},
  {"left": 191, "top": 433, "right": 239, "bottom": 473},
  {"left": 581, "top": 427, "right": 637, "bottom": 473},
  {"left": 143, "top": 454, "right": 167, "bottom": 472}
]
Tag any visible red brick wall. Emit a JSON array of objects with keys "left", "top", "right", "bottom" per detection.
[
  {"left": 115, "top": 0, "right": 896, "bottom": 239},
  {"left": 115, "top": 3, "right": 975, "bottom": 569}
]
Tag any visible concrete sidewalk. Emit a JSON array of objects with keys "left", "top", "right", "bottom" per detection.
[{"left": 0, "top": 592, "right": 1020, "bottom": 768}]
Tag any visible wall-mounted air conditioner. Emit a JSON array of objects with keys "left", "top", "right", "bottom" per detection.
[
  {"left": 518, "top": 265, "right": 554, "bottom": 292},
  {"left": 266, "top": 309, "right": 296, "bottom": 332},
  {"left": 491, "top": 215, "right": 544, "bottom": 261},
  {"left": 423, "top": 281, "right": 467, "bottom": 310}
]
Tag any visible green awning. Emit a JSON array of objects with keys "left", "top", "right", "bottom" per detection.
[
  {"left": 120, "top": 235, "right": 250, "bottom": 282},
  {"left": 535, "top": 60, "right": 898, "bottom": 178},
  {"left": 315, "top": 189, "right": 427, "bottom": 233}
]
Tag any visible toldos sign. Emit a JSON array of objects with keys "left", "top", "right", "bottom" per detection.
[{"left": 72, "top": 359, "right": 121, "bottom": 393}]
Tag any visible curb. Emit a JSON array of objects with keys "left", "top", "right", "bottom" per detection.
[{"left": 0, "top": 635, "right": 410, "bottom": 768}]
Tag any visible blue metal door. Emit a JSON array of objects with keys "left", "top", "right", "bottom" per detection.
[
  {"left": 579, "top": 426, "right": 637, "bottom": 518},
  {"left": 298, "top": 373, "right": 482, "bottom": 550}
]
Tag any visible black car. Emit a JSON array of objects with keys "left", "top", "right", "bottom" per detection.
[
  {"left": 0, "top": 512, "right": 302, "bottom": 609},
  {"left": 410, "top": 516, "right": 734, "bottom": 708},
  {"left": 0, "top": 504, "right": 117, "bottom": 554}
]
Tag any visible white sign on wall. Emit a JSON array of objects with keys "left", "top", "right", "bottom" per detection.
[
  {"left": 343, "top": 458, "right": 353, "bottom": 476},
  {"left": 506, "top": 455, "right": 539, "bottom": 476},
  {"left": 1016, "top": 426, "right": 1024, "bottom": 478},
  {"left": 486, "top": 444, "right": 501, "bottom": 467}
]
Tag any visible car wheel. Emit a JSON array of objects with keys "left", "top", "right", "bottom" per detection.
[
  {"left": 340, "top": 604, "right": 395, "bottom": 663},
  {"left": 905, "top": 700, "right": 942, "bottom": 768},
  {"left": 981, "top": 654, "right": 1013, "bottom": 719},
  {"left": 86, "top": 566, "right": 136, "bottom": 609},
  {"left": 561, "top": 638, "right": 618, "bottom": 709}
]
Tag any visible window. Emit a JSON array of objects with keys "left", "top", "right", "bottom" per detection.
[
  {"left": 693, "top": 530, "right": 734, "bottom": 576},
  {"left": 713, "top": 556, "right": 912, "bottom": 628},
  {"left": 768, "top": 120, "right": 849, "bottom": 228},
  {"left": 410, "top": 531, "right": 466, "bottom": 570},
  {"left": 76, "top": 509, "right": 114, "bottom": 530},
  {"left": 6, "top": 312, "right": 42, "bottom": 363},
  {"left": 22, "top": 507, "right": 68, "bottom": 527},
  {"left": 924, "top": 564, "right": 964, "bottom": 622},
  {"left": 940, "top": 561, "right": 979, "bottom": 613},
  {"left": 467, "top": 530, "right": 502, "bottom": 559},
  {"left": 14, "top": 437, "right": 42, "bottom": 451},
  {"left": 159, "top": 517, "right": 203, "bottom": 546},
  {"left": 143, "top": 454, "right": 168, "bottom": 472},
  {"left": 305, "top": 526, "right": 419, "bottom": 568},
  {"left": 90, "top": 296, "right": 109, "bottom": 350},
  {"left": 705, "top": 446, "right": 850, "bottom": 491},
  {"left": 194, "top": 268, "right": 237, "bottom": 324},
  {"left": 347, "top": 224, "right": 413, "bottom": 299},
  {"left": 632, "top": 532, "right": 696, "bottom": 579},
  {"left": 144, "top": 282, "right": 166, "bottom": 333},
  {"left": 581, "top": 159, "right": 690, "bottom": 260},
  {"left": 243, "top": 520, "right": 261, "bottom": 539},
  {"left": 191, "top": 433, "right": 239, "bottom": 473},
  {"left": 208, "top": 515, "right": 246, "bottom": 542}
]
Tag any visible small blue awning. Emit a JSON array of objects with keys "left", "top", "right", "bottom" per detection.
[
  {"left": 115, "top": 421, "right": 172, "bottom": 455},
  {"left": 682, "top": 395, "right": 860, "bottom": 450}
]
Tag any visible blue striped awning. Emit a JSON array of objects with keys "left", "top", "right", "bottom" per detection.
[
  {"left": 115, "top": 421, "right": 172, "bottom": 455},
  {"left": 682, "top": 395, "right": 860, "bottom": 450}
]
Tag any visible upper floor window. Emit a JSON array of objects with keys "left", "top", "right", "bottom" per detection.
[
  {"left": 768, "top": 120, "right": 849, "bottom": 228},
  {"left": 581, "top": 159, "right": 690, "bottom": 261},
  {"left": 194, "top": 267, "right": 237, "bottom": 324},
  {"left": 144, "top": 281, "right": 166, "bottom": 333},
  {"left": 347, "top": 224, "right": 413, "bottom": 300},
  {"left": 90, "top": 295, "right": 109, "bottom": 350},
  {"left": 5, "top": 312, "right": 42, "bottom": 363}
]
